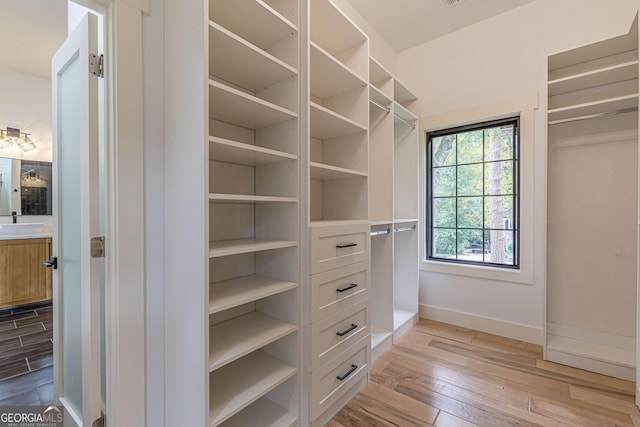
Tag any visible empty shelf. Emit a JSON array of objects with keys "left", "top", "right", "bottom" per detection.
[
  {"left": 310, "top": 0, "right": 367, "bottom": 61},
  {"left": 209, "top": 22, "right": 297, "bottom": 92},
  {"left": 548, "top": 60, "right": 638, "bottom": 96},
  {"left": 394, "top": 80, "right": 417, "bottom": 105},
  {"left": 209, "top": 239, "right": 297, "bottom": 258},
  {"left": 310, "top": 162, "right": 367, "bottom": 180},
  {"left": 209, "top": 351, "right": 297, "bottom": 426},
  {"left": 210, "top": 312, "right": 297, "bottom": 371},
  {"left": 210, "top": 275, "right": 298, "bottom": 314},
  {"left": 369, "top": 58, "right": 393, "bottom": 87},
  {"left": 310, "top": 42, "right": 366, "bottom": 99},
  {"left": 209, "top": 137, "right": 297, "bottom": 166},
  {"left": 370, "top": 85, "right": 392, "bottom": 107},
  {"left": 210, "top": 0, "right": 297, "bottom": 50},
  {"left": 209, "top": 80, "right": 297, "bottom": 130},
  {"left": 209, "top": 194, "right": 297, "bottom": 204},
  {"left": 218, "top": 397, "right": 297, "bottom": 427},
  {"left": 548, "top": 94, "right": 638, "bottom": 123},
  {"left": 310, "top": 102, "right": 367, "bottom": 140}
]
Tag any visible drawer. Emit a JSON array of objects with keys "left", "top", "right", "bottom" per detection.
[
  {"left": 310, "top": 223, "right": 370, "bottom": 274},
  {"left": 310, "top": 261, "right": 370, "bottom": 323},
  {"left": 310, "top": 299, "right": 369, "bottom": 371},
  {"left": 310, "top": 336, "right": 370, "bottom": 421}
]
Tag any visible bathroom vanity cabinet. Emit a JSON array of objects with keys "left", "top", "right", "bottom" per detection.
[{"left": 0, "top": 237, "right": 52, "bottom": 309}]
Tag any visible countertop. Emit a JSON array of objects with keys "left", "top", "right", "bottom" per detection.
[{"left": 0, "top": 233, "right": 53, "bottom": 241}]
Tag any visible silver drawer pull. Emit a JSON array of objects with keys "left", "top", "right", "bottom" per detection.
[
  {"left": 336, "top": 323, "right": 357, "bottom": 337},
  {"left": 336, "top": 364, "right": 358, "bottom": 381},
  {"left": 336, "top": 243, "right": 357, "bottom": 249},
  {"left": 336, "top": 283, "right": 357, "bottom": 293}
]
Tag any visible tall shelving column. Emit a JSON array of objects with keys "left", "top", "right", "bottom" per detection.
[
  {"left": 392, "top": 80, "right": 420, "bottom": 341},
  {"left": 303, "top": 0, "right": 371, "bottom": 425},
  {"left": 207, "top": 0, "right": 301, "bottom": 425},
  {"left": 546, "top": 20, "right": 638, "bottom": 381},
  {"left": 368, "top": 58, "right": 394, "bottom": 359}
]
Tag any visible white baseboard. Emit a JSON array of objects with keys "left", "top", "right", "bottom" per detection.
[{"left": 419, "top": 304, "right": 543, "bottom": 345}]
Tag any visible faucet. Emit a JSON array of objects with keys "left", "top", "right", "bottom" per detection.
[{"left": 11, "top": 211, "right": 16, "bottom": 224}]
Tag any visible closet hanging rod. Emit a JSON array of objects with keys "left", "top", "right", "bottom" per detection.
[
  {"left": 548, "top": 106, "right": 638, "bottom": 126},
  {"left": 370, "top": 228, "right": 390, "bottom": 237},
  {"left": 369, "top": 98, "right": 391, "bottom": 113},
  {"left": 394, "top": 113, "right": 416, "bottom": 129},
  {"left": 394, "top": 224, "right": 416, "bottom": 233}
]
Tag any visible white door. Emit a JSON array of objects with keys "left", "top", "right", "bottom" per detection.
[{"left": 49, "top": 12, "right": 103, "bottom": 427}]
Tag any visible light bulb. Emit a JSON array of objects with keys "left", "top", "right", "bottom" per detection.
[
  {"left": 16, "top": 135, "right": 36, "bottom": 152},
  {"left": 0, "top": 131, "right": 13, "bottom": 149}
]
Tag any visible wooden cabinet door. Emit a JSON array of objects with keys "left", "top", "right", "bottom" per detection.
[{"left": 0, "top": 238, "right": 51, "bottom": 308}]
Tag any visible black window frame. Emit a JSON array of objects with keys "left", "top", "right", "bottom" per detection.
[{"left": 426, "top": 116, "right": 520, "bottom": 269}]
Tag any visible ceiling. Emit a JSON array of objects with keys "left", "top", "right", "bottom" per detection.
[
  {"left": 0, "top": 0, "right": 67, "bottom": 80},
  {"left": 345, "top": 0, "right": 538, "bottom": 52}
]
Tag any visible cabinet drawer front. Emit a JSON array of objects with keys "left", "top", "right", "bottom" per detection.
[
  {"left": 311, "top": 299, "right": 369, "bottom": 371},
  {"left": 310, "top": 261, "right": 369, "bottom": 323},
  {"left": 310, "top": 223, "right": 370, "bottom": 274},
  {"left": 310, "top": 337, "right": 370, "bottom": 421}
]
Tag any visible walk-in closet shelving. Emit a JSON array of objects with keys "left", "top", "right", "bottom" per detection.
[
  {"left": 366, "top": 56, "right": 420, "bottom": 356},
  {"left": 303, "top": 1, "right": 371, "bottom": 425},
  {"left": 547, "top": 22, "right": 639, "bottom": 125},
  {"left": 208, "top": 0, "right": 301, "bottom": 424},
  {"left": 308, "top": 0, "right": 369, "bottom": 223},
  {"left": 546, "top": 18, "right": 638, "bottom": 381}
]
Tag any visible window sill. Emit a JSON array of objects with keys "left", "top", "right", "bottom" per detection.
[{"left": 421, "top": 259, "right": 533, "bottom": 285}]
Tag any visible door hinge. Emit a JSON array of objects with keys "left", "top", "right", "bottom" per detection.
[
  {"left": 92, "top": 412, "right": 105, "bottom": 427},
  {"left": 89, "top": 53, "right": 104, "bottom": 78},
  {"left": 91, "top": 236, "right": 105, "bottom": 258}
]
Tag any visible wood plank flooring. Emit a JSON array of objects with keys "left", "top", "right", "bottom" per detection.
[
  {"left": 0, "top": 303, "right": 53, "bottom": 405},
  {"left": 330, "top": 319, "right": 640, "bottom": 426}
]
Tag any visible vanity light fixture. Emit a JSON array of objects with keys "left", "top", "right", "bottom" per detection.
[{"left": 0, "top": 127, "right": 36, "bottom": 152}]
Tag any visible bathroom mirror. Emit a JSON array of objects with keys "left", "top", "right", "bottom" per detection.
[{"left": 0, "top": 158, "right": 52, "bottom": 216}]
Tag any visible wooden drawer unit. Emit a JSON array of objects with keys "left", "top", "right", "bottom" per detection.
[
  {"left": 310, "top": 261, "right": 369, "bottom": 323},
  {"left": 0, "top": 238, "right": 52, "bottom": 309},
  {"left": 310, "top": 222, "right": 370, "bottom": 274},
  {"left": 310, "top": 336, "right": 370, "bottom": 421},
  {"left": 310, "top": 299, "right": 369, "bottom": 371}
]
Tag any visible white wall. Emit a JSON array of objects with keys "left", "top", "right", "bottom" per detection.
[
  {"left": 397, "top": 0, "right": 638, "bottom": 343},
  {"left": 0, "top": 68, "right": 52, "bottom": 162}
]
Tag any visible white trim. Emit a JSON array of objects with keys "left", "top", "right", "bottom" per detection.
[
  {"left": 419, "top": 304, "right": 543, "bottom": 345},
  {"left": 547, "top": 322, "right": 635, "bottom": 351},
  {"left": 103, "top": 1, "right": 146, "bottom": 426},
  {"left": 419, "top": 92, "right": 538, "bottom": 286}
]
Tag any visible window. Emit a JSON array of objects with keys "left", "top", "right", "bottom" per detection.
[{"left": 426, "top": 117, "right": 519, "bottom": 268}]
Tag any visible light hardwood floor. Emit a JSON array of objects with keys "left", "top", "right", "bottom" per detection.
[{"left": 330, "top": 319, "right": 640, "bottom": 426}]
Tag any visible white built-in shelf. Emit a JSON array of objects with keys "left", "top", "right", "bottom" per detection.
[
  {"left": 370, "top": 58, "right": 392, "bottom": 87},
  {"left": 547, "top": 93, "right": 638, "bottom": 124},
  {"left": 210, "top": 275, "right": 298, "bottom": 314},
  {"left": 309, "top": 219, "right": 370, "bottom": 228},
  {"left": 209, "top": 137, "right": 297, "bottom": 166},
  {"left": 310, "top": 42, "right": 366, "bottom": 99},
  {"left": 209, "top": 351, "right": 297, "bottom": 426},
  {"left": 394, "top": 309, "right": 417, "bottom": 331},
  {"left": 369, "top": 85, "right": 392, "bottom": 107},
  {"left": 310, "top": 0, "right": 367, "bottom": 63},
  {"left": 548, "top": 61, "right": 639, "bottom": 96},
  {"left": 310, "top": 102, "right": 367, "bottom": 140},
  {"left": 394, "top": 102, "right": 417, "bottom": 124},
  {"left": 209, "top": 194, "right": 297, "bottom": 204},
  {"left": 394, "top": 80, "right": 417, "bottom": 106},
  {"left": 546, "top": 334, "right": 635, "bottom": 368},
  {"left": 310, "top": 162, "right": 367, "bottom": 181},
  {"left": 370, "top": 220, "right": 393, "bottom": 226},
  {"left": 210, "top": 312, "right": 298, "bottom": 371},
  {"left": 218, "top": 397, "right": 297, "bottom": 427},
  {"left": 210, "top": 0, "right": 297, "bottom": 50},
  {"left": 371, "top": 327, "right": 393, "bottom": 351},
  {"left": 209, "top": 22, "right": 297, "bottom": 92},
  {"left": 209, "top": 239, "right": 297, "bottom": 258},
  {"left": 209, "top": 80, "right": 297, "bottom": 130}
]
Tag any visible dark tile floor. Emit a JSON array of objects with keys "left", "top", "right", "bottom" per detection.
[{"left": 0, "top": 303, "right": 53, "bottom": 405}]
